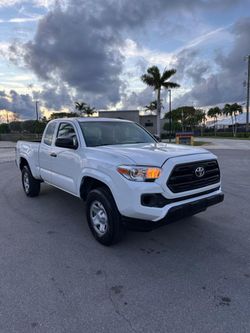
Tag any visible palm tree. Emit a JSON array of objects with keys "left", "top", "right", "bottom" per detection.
[
  {"left": 75, "top": 101, "right": 95, "bottom": 117},
  {"left": 141, "top": 66, "right": 180, "bottom": 137},
  {"left": 207, "top": 107, "right": 221, "bottom": 135},
  {"left": 231, "top": 103, "right": 243, "bottom": 135},
  {"left": 84, "top": 105, "right": 95, "bottom": 117},
  {"left": 223, "top": 103, "right": 243, "bottom": 136},
  {"left": 223, "top": 104, "right": 234, "bottom": 135},
  {"left": 144, "top": 100, "right": 157, "bottom": 113},
  {"left": 144, "top": 100, "right": 164, "bottom": 114},
  {"left": 200, "top": 109, "right": 207, "bottom": 136},
  {"left": 75, "top": 101, "right": 87, "bottom": 115}
]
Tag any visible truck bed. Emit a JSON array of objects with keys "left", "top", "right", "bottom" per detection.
[{"left": 16, "top": 141, "right": 41, "bottom": 179}]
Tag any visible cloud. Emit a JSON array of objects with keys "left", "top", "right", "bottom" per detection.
[
  {"left": 33, "top": 83, "right": 73, "bottom": 111},
  {"left": 0, "top": 16, "right": 42, "bottom": 23},
  {"left": 173, "top": 17, "right": 250, "bottom": 108},
  {"left": 0, "top": 90, "right": 35, "bottom": 119},
  {"left": 120, "top": 87, "right": 155, "bottom": 110},
  {"left": 21, "top": 2, "right": 125, "bottom": 104},
  {"left": 0, "top": 91, "right": 10, "bottom": 110},
  {"left": 0, "top": 85, "right": 75, "bottom": 119},
  {"left": 119, "top": 16, "right": 249, "bottom": 111},
  {"left": 0, "top": 0, "right": 55, "bottom": 8},
  {"left": 181, "top": 25, "right": 232, "bottom": 50},
  {"left": 7, "top": 0, "right": 245, "bottom": 112}
]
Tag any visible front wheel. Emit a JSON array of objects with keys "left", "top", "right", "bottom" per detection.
[
  {"left": 22, "top": 166, "right": 40, "bottom": 197},
  {"left": 86, "top": 188, "right": 124, "bottom": 246}
]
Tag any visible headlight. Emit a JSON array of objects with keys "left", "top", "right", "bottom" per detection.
[{"left": 117, "top": 165, "right": 161, "bottom": 182}]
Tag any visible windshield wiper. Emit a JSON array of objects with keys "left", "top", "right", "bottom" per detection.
[
  {"left": 91, "top": 141, "right": 148, "bottom": 147},
  {"left": 120, "top": 141, "right": 147, "bottom": 144}
]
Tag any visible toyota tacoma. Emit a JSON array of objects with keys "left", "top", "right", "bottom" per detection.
[{"left": 16, "top": 118, "right": 224, "bottom": 245}]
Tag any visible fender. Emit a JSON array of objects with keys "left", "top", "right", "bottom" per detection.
[
  {"left": 77, "top": 167, "right": 119, "bottom": 207},
  {"left": 18, "top": 144, "right": 41, "bottom": 179}
]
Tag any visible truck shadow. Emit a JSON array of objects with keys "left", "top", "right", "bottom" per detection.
[{"left": 40, "top": 183, "right": 227, "bottom": 260}]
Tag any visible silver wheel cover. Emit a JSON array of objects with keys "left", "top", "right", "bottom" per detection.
[{"left": 90, "top": 200, "right": 108, "bottom": 236}]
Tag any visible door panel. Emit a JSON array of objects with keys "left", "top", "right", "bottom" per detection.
[
  {"left": 50, "top": 122, "right": 81, "bottom": 195},
  {"left": 39, "top": 144, "right": 52, "bottom": 182},
  {"left": 50, "top": 148, "right": 81, "bottom": 194},
  {"left": 39, "top": 122, "right": 56, "bottom": 182}
]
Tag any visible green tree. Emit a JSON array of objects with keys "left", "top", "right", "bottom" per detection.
[
  {"left": 33, "top": 121, "right": 47, "bottom": 134},
  {"left": 201, "top": 110, "right": 207, "bottom": 136},
  {"left": 22, "top": 120, "right": 36, "bottom": 133},
  {"left": 19, "top": 120, "right": 48, "bottom": 134},
  {"left": 163, "top": 118, "right": 182, "bottom": 133},
  {"left": 144, "top": 100, "right": 163, "bottom": 114},
  {"left": 75, "top": 101, "right": 95, "bottom": 117},
  {"left": 141, "top": 66, "right": 180, "bottom": 137},
  {"left": 207, "top": 107, "right": 221, "bottom": 135},
  {"left": 75, "top": 101, "right": 87, "bottom": 115},
  {"left": 188, "top": 108, "right": 204, "bottom": 130},
  {"left": 223, "top": 103, "right": 243, "bottom": 136},
  {"left": 84, "top": 105, "right": 95, "bottom": 117},
  {"left": 0, "top": 123, "right": 10, "bottom": 134},
  {"left": 165, "top": 106, "right": 204, "bottom": 132},
  {"left": 49, "top": 112, "right": 79, "bottom": 120},
  {"left": 41, "top": 116, "right": 48, "bottom": 123},
  {"left": 9, "top": 121, "right": 22, "bottom": 133}
]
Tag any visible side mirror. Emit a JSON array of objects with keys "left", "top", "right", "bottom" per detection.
[
  {"left": 153, "top": 134, "right": 161, "bottom": 142},
  {"left": 55, "top": 137, "right": 78, "bottom": 149}
]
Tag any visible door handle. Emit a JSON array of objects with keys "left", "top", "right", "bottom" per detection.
[{"left": 50, "top": 152, "right": 57, "bottom": 157}]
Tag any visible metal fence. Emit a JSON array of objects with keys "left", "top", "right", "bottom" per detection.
[{"left": 0, "top": 133, "right": 42, "bottom": 142}]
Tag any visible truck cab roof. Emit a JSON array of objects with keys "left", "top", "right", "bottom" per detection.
[{"left": 51, "top": 117, "right": 132, "bottom": 123}]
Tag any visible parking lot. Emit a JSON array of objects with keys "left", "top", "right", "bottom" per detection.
[{"left": 0, "top": 147, "right": 250, "bottom": 333}]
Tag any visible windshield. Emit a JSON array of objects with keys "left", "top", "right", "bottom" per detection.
[{"left": 79, "top": 121, "right": 156, "bottom": 147}]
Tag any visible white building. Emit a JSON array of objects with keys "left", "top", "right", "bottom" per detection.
[{"left": 206, "top": 112, "right": 248, "bottom": 128}]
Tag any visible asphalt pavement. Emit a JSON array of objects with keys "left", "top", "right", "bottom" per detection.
[
  {"left": 0, "top": 141, "right": 16, "bottom": 163},
  {"left": 0, "top": 148, "right": 249, "bottom": 333},
  {"left": 197, "top": 137, "right": 250, "bottom": 150}
]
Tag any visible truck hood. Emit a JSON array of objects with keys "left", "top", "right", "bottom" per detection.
[{"left": 95, "top": 143, "right": 211, "bottom": 167}]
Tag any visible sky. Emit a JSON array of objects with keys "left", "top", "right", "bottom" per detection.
[{"left": 0, "top": 0, "right": 249, "bottom": 120}]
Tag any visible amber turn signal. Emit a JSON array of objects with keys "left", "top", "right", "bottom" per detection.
[{"left": 146, "top": 168, "right": 161, "bottom": 179}]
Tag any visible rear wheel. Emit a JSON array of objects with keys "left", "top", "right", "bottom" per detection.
[
  {"left": 21, "top": 166, "right": 40, "bottom": 197},
  {"left": 86, "top": 187, "right": 124, "bottom": 245}
]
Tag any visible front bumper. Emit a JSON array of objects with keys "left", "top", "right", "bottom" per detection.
[
  {"left": 161, "top": 192, "right": 224, "bottom": 223},
  {"left": 112, "top": 152, "right": 223, "bottom": 222},
  {"left": 119, "top": 186, "right": 224, "bottom": 221}
]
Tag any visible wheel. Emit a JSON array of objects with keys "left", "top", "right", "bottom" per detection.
[
  {"left": 86, "top": 187, "right": 124, "bottom": 246},
  {"left": 21, "top": 165, "right": 40, "bottom": 197}
]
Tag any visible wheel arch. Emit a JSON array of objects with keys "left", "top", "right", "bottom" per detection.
[
  {"left": 19, "top": 156, "right": 40, "bottom": 180},
  {"left": 80, "top": 176, "right": 114, "bottom": 201},
  {"left": 20, "top": 157, "right": 30, "bottom": 171}
]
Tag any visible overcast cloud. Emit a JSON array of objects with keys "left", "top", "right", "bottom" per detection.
[
  {"left": 0, "top": 0, "right": 249, "bottom": 117},
  {"left": 0, "top": 90, "right": 35, "bottom": 119},
  {"left": 173, "top": 17, "right": 250, "bottom": 108}
]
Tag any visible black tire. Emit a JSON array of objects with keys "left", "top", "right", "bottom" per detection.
[
  {"left": 21, "top": 165, "right": 40, "bottom": 197},
  {"left": 86, "top": 187, "right": 124, "bottom": 246}
]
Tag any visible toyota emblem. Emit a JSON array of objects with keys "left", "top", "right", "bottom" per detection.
[{"left": 195, "top": 166, "right": 205, "bottom": 178}]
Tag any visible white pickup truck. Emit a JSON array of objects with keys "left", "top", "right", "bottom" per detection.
[{"left": 16, "top": 118, "right": 224, "bottom": 245}]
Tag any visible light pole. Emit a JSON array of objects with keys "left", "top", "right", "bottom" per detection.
[
  {"left": 168, "top": 89, "right": 172, "bottom": 143},
  {"left": 35, "top": 101, "right": 39, "bottom": 121},
  {"left": 245, "top": 55, "right": 250, "bottom": 132},
  {"left": 181, "top": 108, "right": 184, "bottom": 132}
]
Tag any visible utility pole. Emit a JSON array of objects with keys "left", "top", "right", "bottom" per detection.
[
  {"left": 181, "top": 109, "right": 184, "bottom": 132},
  {"left": 246, "top": 55, "right": 250, "bottom": 132},
  {"left": 35, "top": 101, "right": 39, "bottom": 121},
  {"left": 168, "top": 89, "right": 172, "bottom": 143}
]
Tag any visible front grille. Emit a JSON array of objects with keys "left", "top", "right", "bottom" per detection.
[{"left": 167, "top": 159, "right": 220, "bottom": 193}]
